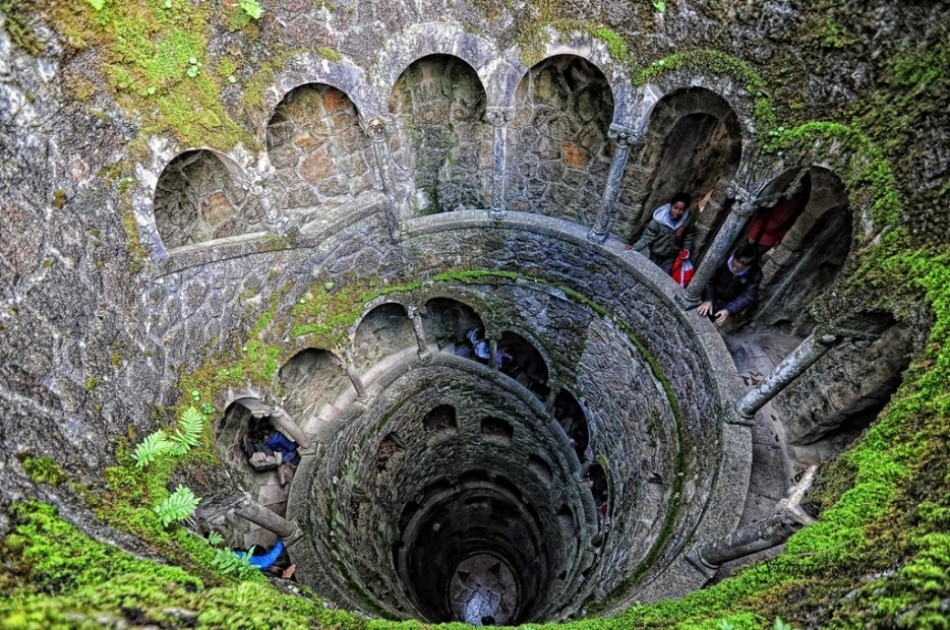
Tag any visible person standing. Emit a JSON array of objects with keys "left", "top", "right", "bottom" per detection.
[
  {"left": 626, "top": 192, "right": 695, "bottom": 273},
  {"left": 697, "top": 243, "right": 763, "bottom": 327}
]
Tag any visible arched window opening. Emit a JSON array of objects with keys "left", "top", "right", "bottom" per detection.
[
  {"left": 424, "top": 298, "right": 485, "bottom": 353},
  {"left": 266, "top": 83, "right": 374, "bottom": 225},
  {"left": 389, "top": 54, "right": 489, "bottom": 215},
  {"left": 278, "top": 348, "right": 348, "bottom": 423},
  {"left": 354, "top": 303, "right": 414, "bottom": 367},
  {"left": 424, "top": 405, "right": 458, "bottom": 436},
  {"left": 480, "top": 416, "right": 514, "bottom": 442},
  {"left": 553, "top": 390, "right": 589, "bottom": 463},
  {"left": 498, "top": 331, "right": 550, "bottom": 399},
  {"left": 153, "top": 150, "right": 254, "bottom": 249},
  {"left": 509, "top": 54, "right": 614, "bottom": 225}
]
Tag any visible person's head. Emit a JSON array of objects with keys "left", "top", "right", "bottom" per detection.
[
  {"left": 731, "top": 243, "right": 759, "bottom": 272},
  {"left": 669, "top": 192, "right": 692, "bottom": 220}
]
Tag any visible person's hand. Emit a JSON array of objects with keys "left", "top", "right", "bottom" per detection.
[
  {"left": 623, "top": 243, "right": 634, "bottom": 250},
  {"left": 697, "top": 301, "right": 714, "bottom": 316},
  {"left": 714, "top": 309, "right": 730, "bottom": 327}
]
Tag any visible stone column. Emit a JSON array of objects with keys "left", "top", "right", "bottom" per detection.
[
  {"left": 588, "top": 123, "right": 642, "bottom": 243},
  {"left": 235, "top": 493, "right": 302, "bottom": 543},
  {"left": 485, "top": 106, "right": 515, "bottom": 219},
  {"left": 675, "top": 182, "right": 757, "bottom": 310},
  {"left": 489, "top": 338, "right": 499, "bottom": 371},
  {"left": 345, "top": 363, "right": 368, "bottom": 401},
  {"left": 407, "top": 304, "right": 430, "bottom": 359},
  {"left": 735, "top": 333, "right": 839, "bottom": 420},
  {"left": 270, "top": 406, "right": 313, "bottom": 451},
  {"left": 688, "top": 466, "right": 817, "bottom": 576},
  {"left": 243, "top": 162, "right": 294, "bottom": 236},
  {"left": 363, "top": 116, "right": 401, "bottom": 241}
]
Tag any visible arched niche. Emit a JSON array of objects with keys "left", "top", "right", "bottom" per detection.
[
  {"left": 388, "top": 54, "right": 489, "bottom": 215},
  {"left": 508, "top": 55, "right": 614, "bottom": 225},
  {"left": 498, "top": 330, "right": 550, "bottom": 399},
  {"left": 266, "top": 83, "right": 375, "bottom": 224},
  {"left": 553, "top": 389, "right": 589, "bottom": 463},
  {"left": 422, "top": 297, "right": 485, "bottom": 352},
  {"left": 742, "top": 167, "right": 852, "bottom": 333},
  {"left": 278, "top": 348, "right": 350, "bottom": 422},
  {"left": 353, "top": 302, "right": 415, "bottom": 367},
  {"left": 480, "top": 416, "right": 514, "bottom": 443},
  {"left": 620, "top": 88, "right": 742, "bottom": 253},
  {"left": 153, "top": 149, "right": 256, "bottom": 250},
  {"left": 775, "top": 312, "right": 913, "bottom": 448},
  {"left": 424, "top": 404, "right": 458, "bottom": 437}
]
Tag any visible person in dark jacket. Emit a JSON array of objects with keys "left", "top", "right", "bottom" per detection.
[
  {"left": 626, "top": 192, "right": 695, "bottom": 272},
  {"left": 697, "top": 243, "right": 762, "bottom": 327}
]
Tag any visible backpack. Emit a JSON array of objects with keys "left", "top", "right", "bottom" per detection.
[{"left": 670, "top": 250, "right": 694, "bottom": 287}]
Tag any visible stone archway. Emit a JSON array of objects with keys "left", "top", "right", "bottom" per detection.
[
  {"left": 742, "top": 167, "right": 852, "bottom": 333},
  {"left": 266, "top": 83, "right": 375, "bottom": 226},
  {"left": 353, "top": 302, "right": 415, "bottom": 367},
  {"left": 278, "top": 348, "right": 351, "bottom": 427},
  {"left": 507, "top": 54, "right": 614, "bottom": 225},
  {"left": 153, "top": 149, "right": 257, "bottom": 249},
  {"left": 422, "top": 297, "right": 484, "bottom": 352},
  {"left": 623, "top": 88, "right": 742, "bottom": 254},
  {"left": 388, "top": 54, "right": 489, "bottom": 215}
]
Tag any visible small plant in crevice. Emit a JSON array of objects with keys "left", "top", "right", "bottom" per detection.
[
  {"left": 239, "top": 0, "right": 263, "bottom": 19},
  {"left": 211, "top": 545, "right": 259, "bottom": 579},
  {"left": 153, "top": 485, "right": 200, "bottom": 527},
  {"left": 186, "top": 56, "right": 202, "bottom": 78}
]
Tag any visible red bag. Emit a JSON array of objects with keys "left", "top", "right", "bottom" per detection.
[{"left": 670, "top": 250, "right": 694, "bottom": 287}]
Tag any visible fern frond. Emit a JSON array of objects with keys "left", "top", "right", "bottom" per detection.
[
  {"left": 168, "top": 406, "right": 205, "bottom": 454},
  {"left": 153, "top": 485, "right": 200, "bottom": 527},
  {"left": 206, "top": 531, "right": 224, "bottom": 546},
  {"left": 211, "top": 546, "right": 258, "bottom": 579},
  {"left": 133, "top": 430, "right": 172, "bottom": 468}
]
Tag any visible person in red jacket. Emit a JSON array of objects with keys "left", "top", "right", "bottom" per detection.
[{"left": 746, "top": 171, "right": 811, "bottom": 254}]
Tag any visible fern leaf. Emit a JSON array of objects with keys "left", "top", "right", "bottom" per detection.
[
  {"left": 206, "top": 531, "right": 224, "bottom": 546},
  {"left": 153, "top": 485, "right": 199, "bottom": 527},
  {"left": 212, "top": 546, "right": 257, "bottom": 579},
  {"left": 133, "top": 430, "right": 172, "bottom": 468},
  {"left": 168, "top": 406, "right": 204, "bottom": 453}
]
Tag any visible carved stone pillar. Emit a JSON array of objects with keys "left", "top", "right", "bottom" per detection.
[
  {"left": 407, "top": 304, "right": 430, "bottom": 359},
  {"left": 489, "top": 338, "right": 499, "bottom": 371},
  {"left": 485, "top": 106, "right": 515, "bottom": 218},
  {"left": 235, "top": 493, "right": 302, "bottom": 543},
  {"left": 688, "top": 466, "right": 817, "bottom": 576},
  {"left": 363, "top": 116, "right": 401, "bottom": 241},
  {"left": 676, "top": 181, "right": 757, "bottom": 310},
  {"left": 270, "top": 406, "right": 313, "bottom": 451},
  {"left": 345, "top": 363, "right": 368, "bottom": 402},
  {"left": 588, "top": 123, "right": 642, "bottom": 243},
  {"left": 736, "top": 333, "right": 839, "bottom": 420},
  {"left": 243, "top": 161, "right": 294, "bottom": 236}
]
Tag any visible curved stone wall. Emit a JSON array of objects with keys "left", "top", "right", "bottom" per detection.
[{"left": 154, "top": 208, "right": 751, "bottom": 622}]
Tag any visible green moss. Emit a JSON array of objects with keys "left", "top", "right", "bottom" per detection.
[
  {"left": 0, "top": 501, "right": 362, "bottom": 629},
  {"left": 632, "top": 49, "right": 776, "bottom": 139},
  {"left": 0, "top": 0, "right": 45, "bottom": 55},
  {"left": 317, "top": 46, "right": 343, "bottom": 62},
  {"left": 17, "top": 455, "right": 68, "bottom": 487},
  {"left": 766, "top": 122, "right": 901, "bottom": 228}
]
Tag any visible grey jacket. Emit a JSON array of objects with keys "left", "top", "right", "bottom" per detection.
[{"left": 632, "top": 204, "right": 695, "bottom": 259}]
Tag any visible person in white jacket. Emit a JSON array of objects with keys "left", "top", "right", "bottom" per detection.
[{"left": 626, "top": 192, "right": 695, "bottom": 272}]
